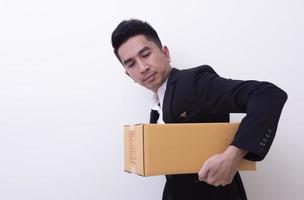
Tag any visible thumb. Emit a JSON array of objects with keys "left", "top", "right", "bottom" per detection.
[{"left": 198, "top": 162, "right": 209, "bottom": 181}]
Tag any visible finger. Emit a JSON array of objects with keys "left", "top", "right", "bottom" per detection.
[
  {"left": 219, "top": 178, "right": 233, "bottom": 187},
  {"left": 220, "top": 182, "right": 227, "bottom": 187},
  {"left": 213, "top": 182, "right": 221, "bottom": 187},
  {"left": 198, "top": 163, "right": 209, "bottom": 181},
  {"left": 206, "top": 177, "right": 221, "bottom": 187}
]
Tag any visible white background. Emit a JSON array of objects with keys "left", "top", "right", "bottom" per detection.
[{"left": 0, "top": 0, "right": 303, "bottom": 199}]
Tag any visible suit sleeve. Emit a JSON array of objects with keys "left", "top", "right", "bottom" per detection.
[{"left": 191, "top": 65, "right": 288, "bottom": 161}]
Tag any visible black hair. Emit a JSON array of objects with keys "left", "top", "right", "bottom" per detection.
[{"left": 111, "top": 19, "right": 162, "bottom": 61}]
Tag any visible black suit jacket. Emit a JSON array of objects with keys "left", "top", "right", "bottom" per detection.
[{"left": 150, "top": 65, "right": 287, "bottom": 200}]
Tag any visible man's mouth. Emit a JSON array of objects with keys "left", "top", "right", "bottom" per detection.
[{"left": 143, "top": 72, "right": 156, "bottom": 82}]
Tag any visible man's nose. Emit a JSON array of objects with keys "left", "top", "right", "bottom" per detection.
[{"left": 138, "top": 59, "right": 149, "bottom": 73}]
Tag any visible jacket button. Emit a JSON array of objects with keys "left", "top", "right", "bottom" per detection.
[
  {"left": 266, "top": 133, "right": 271, "bottom": 138},
  {"left": 267, "top": 129, "right": 272, "bottom": 134},
  {"left": 262, "top": 138, "right": 269, "bottom": 142},
  {"left": 260, "top": 142, "right": 266, "bottom": 146}
]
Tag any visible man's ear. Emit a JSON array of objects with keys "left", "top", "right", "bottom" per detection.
[{"left": 162, "top": 46, "right": 171, "bottom": 63}]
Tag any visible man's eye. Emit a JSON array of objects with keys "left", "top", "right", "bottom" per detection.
[
  {"left": 142, "top": 52, "right": 151, "bottom": 57},
  {"left": 127, "top": 62, "right": 135, "bottom": 68}
]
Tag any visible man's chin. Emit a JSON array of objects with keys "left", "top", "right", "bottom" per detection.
[{"left": 142, "top": 84, "right": 157, "bottom": 93}]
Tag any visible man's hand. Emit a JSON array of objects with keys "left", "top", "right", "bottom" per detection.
[{"left": 198, "top": 145, "right": 247, "bottom": 186}]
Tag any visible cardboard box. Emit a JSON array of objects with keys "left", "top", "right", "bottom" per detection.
[{"left": 124, "top": 123, "right": 256, "bottom": 176}]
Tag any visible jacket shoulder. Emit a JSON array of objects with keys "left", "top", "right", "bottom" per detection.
[
  {"left": 177, "top": 65, "right": 219, "bottom": 83},
  {"left": 181, "top": 65, "right": 218, "bottom": 76}
]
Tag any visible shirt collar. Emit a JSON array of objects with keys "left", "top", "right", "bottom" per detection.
[{"left": 151, "top": 79, "right": 168, "bottom": 110}]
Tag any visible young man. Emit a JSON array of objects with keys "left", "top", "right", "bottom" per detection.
[{"left": 111, "top": 19, "right": 287, "bottom": 200}]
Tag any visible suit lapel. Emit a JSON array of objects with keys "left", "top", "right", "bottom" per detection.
[{"left": 163, "top": 68, "right": 180, "bottom": 123}]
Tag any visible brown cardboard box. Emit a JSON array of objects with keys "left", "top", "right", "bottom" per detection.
[{"left": 124, "top": 123, "right": 256, "bottom": 176}]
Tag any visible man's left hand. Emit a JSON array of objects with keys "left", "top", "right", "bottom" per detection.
[{"left": 198, "top": 145, "right": 247, "bottom": 186}]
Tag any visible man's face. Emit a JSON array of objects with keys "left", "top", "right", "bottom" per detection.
[{"left": 117, "top": 35, "right": 172, "bottom": 92}]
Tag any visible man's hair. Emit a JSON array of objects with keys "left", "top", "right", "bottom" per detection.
[{"left": 111, "top": 19, "right": 163, "bottom": 61}]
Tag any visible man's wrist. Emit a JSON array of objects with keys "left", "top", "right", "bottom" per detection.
[{"left": 224, "top": 145, "right": 248, "bottom": 162}]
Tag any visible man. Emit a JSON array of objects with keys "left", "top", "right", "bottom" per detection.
[{"left": 111, "top": 19, "right": 287, "bottom": 200}]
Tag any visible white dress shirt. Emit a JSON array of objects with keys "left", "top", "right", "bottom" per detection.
[{"left": 151, "top": 79, "right": 168, "bottom": 124}]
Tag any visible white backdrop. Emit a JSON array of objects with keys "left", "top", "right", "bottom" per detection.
[{"left": 0, "top": 0, "right": 303, "bottom": 199}]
